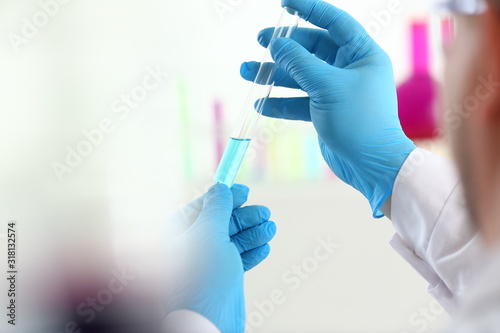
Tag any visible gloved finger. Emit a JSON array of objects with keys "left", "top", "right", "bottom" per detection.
[
  {"left": 282, "top": 0, "right": 378, "bottom": 63},
  {"left": 261, "top": 97, "right": 311, "bottom": 121},
  {"left": 231, "top": 221, "right": 276, "bottom": 254},
  {"left": 241, "top": 61, "right": 300, "bottom": 90},
  {"left": 231, "top": 184, "right": 249, "bottom": 209},
  {"left": 174, "top": 184, "right": 247, "bottom": 228},
  {"left": 169, "top": 196, "right": 203, "bottom": 227},
  {"left": 270, "top": 38, "right": 335, "bottom": 101},
  {"left": 241, "top": 244, "right": 271, "bottom": 272},
  {"left": 229, "top": 205, "right": 271, "bottom": 236},
  {"left": 195, "top": 183, "right": 233, "bottom": 235},
  {"left": 258, "top": 27, "right": 339, "bottom": 64}
]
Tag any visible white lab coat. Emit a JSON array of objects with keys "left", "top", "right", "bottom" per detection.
[
  {"left": 390, "top": 148, "right": 484, "bottom": 316},
  {"left": 390, "top": 148, "right": 500, "bottom": 332},
  {"left": 164, "top": 148, "right": 500, "bottom": 332}
]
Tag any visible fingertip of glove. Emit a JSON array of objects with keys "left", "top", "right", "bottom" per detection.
[
  {"left": 282, "top": 0, "right": 302, "bottom": 15},
  {"left": 240, "top": 62, "right": 249, "bottom": 76},
  {"left": 257, "top": 28, "right": 273, "bottom": 46},
  {"left": 232, "top": 183, "right": 249, "bottom": 193},
  {"left": 257, "top": 30, "right": 265, "bottom": 45},
  {"left": 209, "top": 183, "right": 230, "bottom": 196},
  {"left": 260, "top": 243, "right": 271, "bottom": 257},
  {"left": 258, "top": 205, "right": 271, "bottom": 222},
  {"left": 240, "top": 62, "right": 259, "bottom": 80},
  {"left": 266, "top": 221, "right": 277, "bottom": 237},
  {"left": 231, "top": 184, "right": 250, "bottom": 201}
]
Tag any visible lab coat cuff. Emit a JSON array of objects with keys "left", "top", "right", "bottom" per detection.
[
  {"left": 390, "top": 233, "right": 458, "bottom": 316},
  {"left": 390, "top": 148, "right": 460, "bottom": 258}
]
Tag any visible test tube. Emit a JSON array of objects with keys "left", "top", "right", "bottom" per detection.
[{"left": 214, "top": 7, "right": 301, "bottom": 186}]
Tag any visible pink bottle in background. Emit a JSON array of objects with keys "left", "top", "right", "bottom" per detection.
[{"left": 397, "top": 21, "right": 438, "bottom": 139}]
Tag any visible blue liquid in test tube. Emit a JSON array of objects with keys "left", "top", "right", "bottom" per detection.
[{"left": 214, "top": 138, "right": 251, "bottom": 186}]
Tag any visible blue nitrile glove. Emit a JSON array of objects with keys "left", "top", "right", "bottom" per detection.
[
  {"left": 167, "top": 184, "right": 276, "bottom": 271},
  {"left": 165, "top": 184, "right": 276, "bottom": 333},
  {"left": 240, "top": 0, "right": 416, "bottom": 218}
]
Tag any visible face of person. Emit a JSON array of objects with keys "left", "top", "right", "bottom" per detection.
[{"left": 444, "top": 2, "right": 500, "bottom": 243}]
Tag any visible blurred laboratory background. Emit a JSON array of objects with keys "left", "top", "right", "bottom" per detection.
[{"left": 0, "top": 0, "right": 452, "bottom": 332}]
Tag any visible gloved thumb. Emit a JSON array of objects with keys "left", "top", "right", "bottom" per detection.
[
  {"left": 270, "top": 37, "right": 333, "bottom": 100},
  {"left": 196, "top": 183, "right": 233, "bottom": 235}
]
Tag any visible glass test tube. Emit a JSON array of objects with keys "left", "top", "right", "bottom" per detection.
[{"left": 214, "top": 7, "right": 301, "bottom": 186}]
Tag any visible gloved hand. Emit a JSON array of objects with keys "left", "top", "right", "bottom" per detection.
[
  {"left": 167, "top": 184, "right": 276, "bottom": 271},
  {"left": 164, "top": 184, "right": 276, "bottom": 332},
  {"left": 240, "top": 0, "right": 416, "bottom": 217}
]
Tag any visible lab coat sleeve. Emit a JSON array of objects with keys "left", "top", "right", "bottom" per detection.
[
  {"left": 389, "top": 148, "right": 483, "bottom": 316},
  {"left": 164, "top": 310, "right": 220, "bottom": 333}
]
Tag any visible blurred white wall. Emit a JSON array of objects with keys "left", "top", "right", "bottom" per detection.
[{"left": 0, "top": 0, "right": 451, "bottom": 332}]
